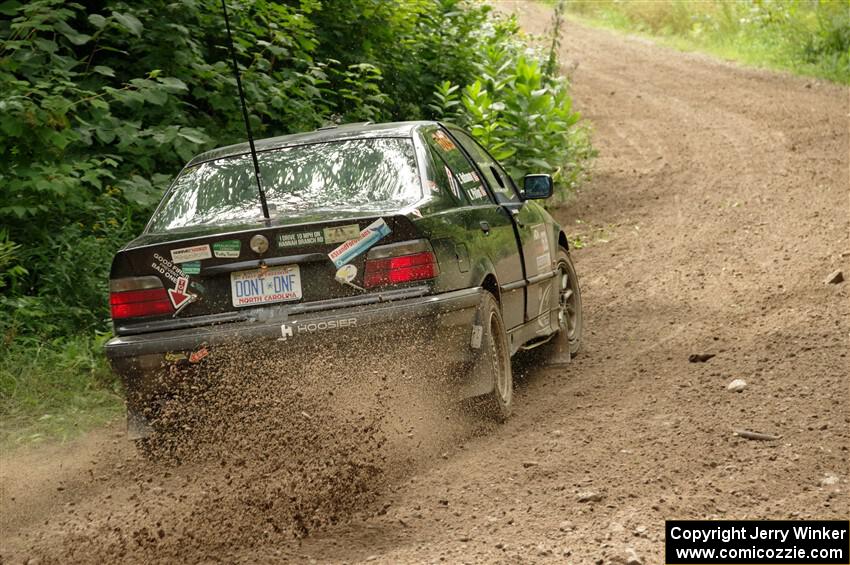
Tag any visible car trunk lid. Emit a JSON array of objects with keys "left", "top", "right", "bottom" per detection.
[{"left": 109, "top": 213, "right": 424, "bottom": 334}]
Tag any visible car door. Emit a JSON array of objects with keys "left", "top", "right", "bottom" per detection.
[
  {"left": 448, "top": 128, "right": 556, "bottom": 326},
  {"left": 420, "top": 126, "right": 526, "bottom": 331}
]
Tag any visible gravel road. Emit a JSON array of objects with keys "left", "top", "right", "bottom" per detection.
[{"left": 2, "top": 4, "right": 847, "bottom": 564}]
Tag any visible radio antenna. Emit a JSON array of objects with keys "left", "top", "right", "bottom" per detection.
[{"left": 220, "top": 0, "right": 270, "bottom": 221}]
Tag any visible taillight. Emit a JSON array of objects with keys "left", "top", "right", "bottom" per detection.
[
  {"left": 364, "top": 240, "right": 439, "bottom": 289},
  {"left": 109, "top": 276, "right": 174, "bottom": 320}
]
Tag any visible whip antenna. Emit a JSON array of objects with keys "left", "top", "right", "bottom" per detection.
[{"left": 220, "top": 0, "right": 270, "bottom": 221}]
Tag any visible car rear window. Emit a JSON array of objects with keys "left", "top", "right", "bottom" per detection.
[{"left": 147, "top": 138, "right": 422, "bottom": 232}]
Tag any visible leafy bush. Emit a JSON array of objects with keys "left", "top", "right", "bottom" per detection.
[
  {"left": 1, "top": 0, "right": 596, "bottom": 442},
  {"left": 2, "top": 0, "right": 551, "bottom": 341},
  {"left": 567, "top": 0, "right": 850, "bottom": 84},
  {"left": 0, "top": 333, "right": 122, "bottom": 446},
  {"left": 429, "top": 10, "right": 594, "bottom": 199}
]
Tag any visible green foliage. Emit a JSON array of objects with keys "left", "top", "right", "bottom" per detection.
[
  {"left": 544, "top": 0, "right": 567, "bottom": 78},
  {"left": 0, "top": 0, "right": 594, "bottom": 444},
  {"left": 0, "top": 333, "right": 122, "bottom": 447},
  {"left": 430, "top": 9, "right": 594, "bottom": 199},
  {"left": 566, "top": 0, "right": 850, "bottom": 84},
  {"left": 0, "top": 230, "right": 27, "bottom": 291},
  {"left": 1, "top": 0, "right": 545, "bottom": 342},
  {"left": 427, "top": 80, "right": 464, "bottom": 123}
]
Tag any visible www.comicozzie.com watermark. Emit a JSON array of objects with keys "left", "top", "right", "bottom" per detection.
[{"left": 665, "top": 520, "right": 849, "bottom": 564}]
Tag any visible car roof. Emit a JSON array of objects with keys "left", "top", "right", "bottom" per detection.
[{"left": 187, "top": 120, "right": 439, "bottom": 166}]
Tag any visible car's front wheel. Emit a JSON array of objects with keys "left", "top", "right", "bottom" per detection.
[
  {"left": 475, "top": 292, "right": 512, "bottom": 421},
  {"left": 556, "top": 247, "right": 583, "bottom": 356}
]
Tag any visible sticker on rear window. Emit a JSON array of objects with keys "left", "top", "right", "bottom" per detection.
[
  {"left": 171, "top": 244, "right": 211, "bottom": 263},
  {"left": 444, "top": 166, "right": 462, "bottom": 201},
  {"left": 323, "top": 224, "right": 360, "bottom": 244},
  {"left": 432, "top": 130, "right": 457, "bottom": 152},
  {"left": 328, "top": 218, "right": 391, "bottom": 268},
  {"left": 181, "top": 261, "right": 201, "bottom": 275},
  {"left": 277, "top": 230, "right": 324, "bottom": 248},
  {"left": 213, "top": 239, "right": 241, "bottom": 258}
]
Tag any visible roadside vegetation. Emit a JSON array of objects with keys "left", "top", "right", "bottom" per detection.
[
  {"left": 565, "top": 0, "right": 850, "bottom": 84},
  {"left": 0, "top": 0, "right": 591, "bottom": 446},
  {"left": 0, "top": 334, "right": 121, "bottom": 445}
]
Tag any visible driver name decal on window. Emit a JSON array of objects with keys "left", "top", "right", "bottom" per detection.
[{"left": 456, "top": 170, "right": 487, "bottom": 201}]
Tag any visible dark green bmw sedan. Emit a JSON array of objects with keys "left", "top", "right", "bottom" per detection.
[{"left": 105, "top": 121, "right": 583, "bottom": 439}]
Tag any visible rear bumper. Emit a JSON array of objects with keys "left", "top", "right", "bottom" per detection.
[
  {"left": 105, "top": 286, "right": 483, "bottom": 360},
  {"left": 106, "top": 287, "right": 491, "bottom": 433}
]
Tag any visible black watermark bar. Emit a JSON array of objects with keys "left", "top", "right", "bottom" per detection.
[{"left": 666, "top": 520, "right": 849, "bottom": 564}]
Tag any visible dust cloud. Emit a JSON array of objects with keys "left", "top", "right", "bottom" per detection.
[{"left": 25, "top": 327, "right": 489, "bottom": 563}]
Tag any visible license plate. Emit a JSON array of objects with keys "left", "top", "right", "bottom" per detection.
[{"left": 230, "top": 265, "right": 302, "bottom": 307}]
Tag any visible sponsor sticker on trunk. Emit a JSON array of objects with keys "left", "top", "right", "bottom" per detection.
[
  {"left": 167, "top": 276, "right": 193, "bottom": 309},
  {"left": 170, "top": 244, "right": 212, "bottom": 263},
  {"left": 277, "top": 230, "right": 324, "bottom": 248},
  {"left": 152, "top": 253, "right": 186, "bottom": 285},
  {"left": 213, "top": 239, "right": 241, "bottom": 258},
  {"left": 335, "top": 263, "right": 364, "bottom": 291},
  {"left": 335, "top": 263, "right": 358, "bottom": 284},
  {"left": 181, "top": 261, "right": 201, "bottom": 275},
  {"left": 323, "top": 224, "right": 360, "bottom": 244},
  {"left": 327, "top": 218, "right": 392, "bottom": 268}
]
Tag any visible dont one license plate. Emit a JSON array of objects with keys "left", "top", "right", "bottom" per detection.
[{"left": 230, "top": 265, "right": 302, "bottom": 307}]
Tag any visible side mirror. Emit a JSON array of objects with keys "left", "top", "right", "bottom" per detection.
[{"left": 522, "top": 174, "right": 553, "bottom": 200}]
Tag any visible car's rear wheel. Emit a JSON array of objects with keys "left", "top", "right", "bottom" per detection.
[
  {"left": 556, "top": 247, "right": 583, "bottom": 356},
  {"left": 475, "top": 292, "right": 512, "bottom": 421}
]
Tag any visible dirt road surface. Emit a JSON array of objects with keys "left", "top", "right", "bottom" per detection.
[{"left": 2, "top": 4, "right": 848, "bottom": 564}]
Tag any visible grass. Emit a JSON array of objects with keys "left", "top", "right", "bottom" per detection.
[
  {"left": 558, "top": 0, "right": 850, "bottom": 85},
  {"left": 0, "top": 334, "right": 123, "bottom": 449}
]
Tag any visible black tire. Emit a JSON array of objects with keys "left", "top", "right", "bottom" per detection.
[
  {"left": 475, "top": 292, "right": 513, "bottom": 421},
  {"left": 555, "top": 247, "right": 583, "bottom": 356}
]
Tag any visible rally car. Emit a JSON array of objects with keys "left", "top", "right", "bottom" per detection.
[{"left": 105, "top": 121, "right": 583, "bottom": 438}]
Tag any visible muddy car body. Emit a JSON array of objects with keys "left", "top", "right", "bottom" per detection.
[{"left": 105, "top": 121, "right": 583, "bottom": 438}]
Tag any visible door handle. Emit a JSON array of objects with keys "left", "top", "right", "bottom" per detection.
[{"left": 479, "top": 221, "right": 490, "bottom": 235}]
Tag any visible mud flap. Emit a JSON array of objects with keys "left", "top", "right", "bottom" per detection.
[
  {"left": 545, "top": 327, "right": 572, "bottom": 367},
  {"left": 127, "top": 409, "right": 154, "bottom": 440},
  {"left": 459, "top": 296, "right": 498, "bottom": 398}
]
